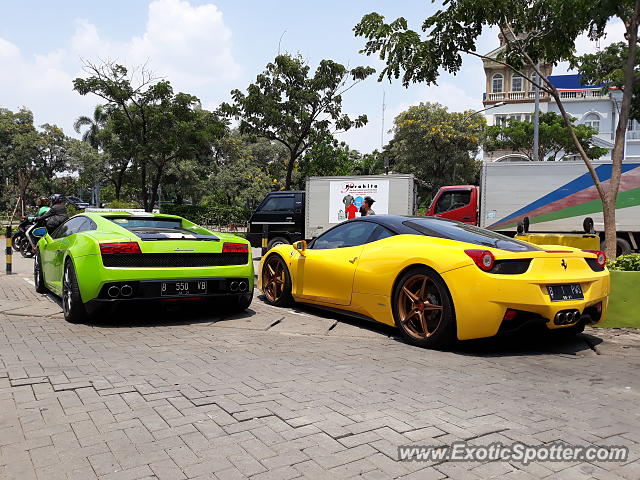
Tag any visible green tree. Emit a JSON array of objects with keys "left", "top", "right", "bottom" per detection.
[
  {"left": 73, "top": 62, "right": 228, "bottom": 211},
  {"left": 205, "top": 134, "right": 273, "bottom": 209},
  {"left": 385, "top": 103, "right": 483, "bottom": 199},
  {"left": 295, "top": 138, "right": 361, "bottom": 186},
  {"left": 221, "top": 54, "right": 375, "bottom": 189},
  {"left": 35, "top": 124, "right": 72, "bottom": 194},
  {"left": 354, "top": 1, "right": 640, "bottom": 258},
  {"left": 353, "top": 150, "right": 385, "bottom": 176},
  {"left": 0, "top": 108, "right": 39, "bottom": 213},
  {"left": 485, "top": 112, "right": 608, "bottom": 161},
  {"left": 573, "top": 42, "right": 640, "bottom": 122},
  {"left": 66, "top": 139, "right": 106, "bottom": 200}
]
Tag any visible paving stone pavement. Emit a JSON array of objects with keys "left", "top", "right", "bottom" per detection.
[{"left": 1, "top": 253, "right": 640, "bottom": 479}]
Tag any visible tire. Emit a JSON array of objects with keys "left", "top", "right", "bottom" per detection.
[
  {"left": 227, "top": 293, "right": 253, "bottom": 313},
  {"left": 601, "top": 237, "right": 632, "bottom": 257},
  {"left": 261, "top": 254, "right": 293, "bottom": 307},
  {"left": 62, "top": 260, "right": 88, "bottom": 324},
  {"left": 267, "top": 237, "right": 290, "bottom": 250},
  {"left": 392, "top": 266, "right": 456, "bottom": 349},
  {"left": 20, "top": 240, "right": 35, "bottom": 258},
  {"left": 11, "top": 232, "right": 25, "bottom": 252},
  {"left": 616, "top": 237, "right": 632, "bottom": 257},
  {"left": 34, "top": 252, "right": 48, "bottom": 294}
]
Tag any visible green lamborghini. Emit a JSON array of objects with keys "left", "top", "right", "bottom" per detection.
[{"left": 33, "top": 211, "right": 254, "bottom": 323}]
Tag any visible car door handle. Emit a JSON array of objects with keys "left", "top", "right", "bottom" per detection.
[
  {"left": 463, "top": 216, "right": 472, "bottom": 221},
  {"left": 348, "top": 257, "right": 358, "bottom": 263}
]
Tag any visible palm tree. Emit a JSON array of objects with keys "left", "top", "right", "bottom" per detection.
[
  {"left": 74, "top": 105, "right": 108, "bottom": 150},
  {"left": 74, "top": 105, "right": 108, "bottom": 205}
]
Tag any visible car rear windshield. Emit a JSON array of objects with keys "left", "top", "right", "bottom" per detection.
[
  {"left": 403, "top": 218, "right": 540, "bottom": 252},
  {"left": 108, "top": 216, "right": 219, "bottom": 241},
  {"left": 109, "top": 217, "right": 183, "bottom": 230}
]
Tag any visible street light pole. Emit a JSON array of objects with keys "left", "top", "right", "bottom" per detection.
[{"left": 533, "top": 66, "right": 540, "bottom": 161}]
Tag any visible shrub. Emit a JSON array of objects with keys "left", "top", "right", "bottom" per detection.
[
  {"left": 607, "top": 254, "right": 640, "bottom": 272},
  {"left": 160, "top": 204, "right": 251, "bottom": 227},
  {"left": 104, "top": 200, "right": 141, "bottom": 209},
  {"left": 66, "top": 205, "right": 83, "bottom": 217}
]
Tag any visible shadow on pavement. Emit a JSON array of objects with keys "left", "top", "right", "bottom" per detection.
[
  {"left": 257, "top": 296, "right": 603, "bottom": 357},
  {"left": 450, "top": 327, "right": 603, "bottom": 357},
  {"left": 48, "top": 296, "right": 258, "bottom": 328},
  {"left": 48, "top": 291, "right": 605, "bottom": 356}
]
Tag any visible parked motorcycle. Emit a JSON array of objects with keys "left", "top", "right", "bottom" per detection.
[
  {"left": 20, "top": 222, "right": 46, "bottom": 258},
  {"left": 12, "top": 217, "right": 34, "bottom": 253}
]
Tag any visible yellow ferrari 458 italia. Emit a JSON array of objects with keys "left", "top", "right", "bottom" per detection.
[{"left": 258, "top": 216, "right": 609, "bottom": 349}]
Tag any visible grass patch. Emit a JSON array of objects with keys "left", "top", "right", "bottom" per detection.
[{"left": 593, "top": 271, "right": 640, "bottom": 328}]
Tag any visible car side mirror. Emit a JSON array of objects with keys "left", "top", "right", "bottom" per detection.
[
  {"left": 293, "top": 240, "right": 307, "bottom": 254},
  {"left": 32, "top": 227, "right": 47, "bottom": 238}
]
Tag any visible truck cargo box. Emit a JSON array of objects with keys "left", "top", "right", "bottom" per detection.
[
  {"left": 305, "top": 174, "right": 417, "bottom": 240},
  {"left": 480, "top": 161, "right": 640, "bottom": 234}
]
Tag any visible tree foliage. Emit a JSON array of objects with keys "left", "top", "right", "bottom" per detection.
[
  {"left": 485, "top": 112, "right": 607, "bottom": 161},
  {"left": 73, "top": 62, "right": 228, "bottom": 211},
  {"left": 0, "top": 108, "right": 80, "bottom": 213},
  {"left": 221, "top": 54, "right": 375, "bottom": 189},
  {"left": 573, "top": 42, "right": 640, "bottom": 121},
  {"left": 354, "top": 1, "right": 640, "bottom": 258},
  {"left": 385, "top": 102, "right": 483, "bottom": 199}
]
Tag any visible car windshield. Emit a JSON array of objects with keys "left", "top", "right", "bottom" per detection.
[{"left": 403, "top": 218, "right": 540, "bottom": 252}]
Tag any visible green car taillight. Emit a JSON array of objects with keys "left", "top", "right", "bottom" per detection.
[
  {"left": 222, "top": 242, "right": 249, "bottom": 253},
  {"left": 99, "top": 242, "right": 142, "bottom": 254}
]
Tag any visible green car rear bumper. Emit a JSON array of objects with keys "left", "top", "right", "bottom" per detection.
[{"left": 72, "top": 253, "right": 254, "bottom": 304}]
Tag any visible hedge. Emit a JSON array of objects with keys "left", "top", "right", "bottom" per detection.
[
  {"left": 160, "top": 204, "right": 252, "bottom": 227},
  {"left": 607, "top": 254, "right": 640, "bottom": 272}
]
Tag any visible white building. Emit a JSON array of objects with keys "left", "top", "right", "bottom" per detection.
[{"left": 481, "top": 36, "right": 637, "bottom": 162}]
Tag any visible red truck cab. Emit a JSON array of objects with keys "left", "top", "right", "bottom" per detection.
[{"left": 425, "top": 185, "right": 479, "bottom": 225}]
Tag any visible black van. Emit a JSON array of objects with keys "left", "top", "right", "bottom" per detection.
[{"left": 246, "top": 191, "right": 305, "bottom": 249}]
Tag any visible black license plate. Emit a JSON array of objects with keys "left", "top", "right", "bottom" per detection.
[
  {"left": 547, "top": 284, "right": 583, "bottom": 301},
  {"left": 161, "top": 280, "right": 207, "bottom": 296}
]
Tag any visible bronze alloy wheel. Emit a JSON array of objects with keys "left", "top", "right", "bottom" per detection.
[
  {"left": 262, "top": 255, "right": 291, "bottom": 306},
  {"left": 396, "top": 273, "right": 445, "bottom": 339}
]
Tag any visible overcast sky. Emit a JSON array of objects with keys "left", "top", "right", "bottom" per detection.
[{"left": 0, "top": 1, "right": 626, "bottom": 153}]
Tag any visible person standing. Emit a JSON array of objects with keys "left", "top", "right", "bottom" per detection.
[{"left": 360, "top": 196, "right": 376, "bottom": 216}]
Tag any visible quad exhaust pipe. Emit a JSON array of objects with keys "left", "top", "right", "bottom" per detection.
[
  {"left": 554, "top": 309, "right": 581, "bottom": 325},
  {"left": 107, "top": 286, "right": 120, "bottom": 298}
]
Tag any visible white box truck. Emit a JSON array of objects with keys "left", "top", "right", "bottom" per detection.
[
  {"left": 426, "top": 161, "right": 640, "bottom": 254},
  {"left": 247, "top": 174, "right": 418, "bottom": 249}
]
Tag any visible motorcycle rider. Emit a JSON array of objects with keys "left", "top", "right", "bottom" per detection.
[
  {"left": 26, "top": 197, "right": 50, "bottom": 221},
  {"left": 35, "top": 194, "right": 69, "bottom": 233}
]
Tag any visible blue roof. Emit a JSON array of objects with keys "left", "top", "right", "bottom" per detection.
[{"left": 548, "top": 74, "right": 603, "bottom": 90}]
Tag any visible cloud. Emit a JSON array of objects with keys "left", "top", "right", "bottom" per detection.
[
  {"left": 70, "top": 0, "right": 240, "bottom": 87},
  {"left": 0, "top": 0, "right": 239, "bottom": 137}
]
